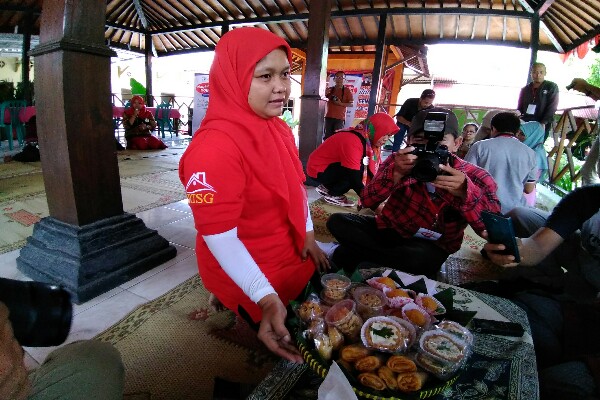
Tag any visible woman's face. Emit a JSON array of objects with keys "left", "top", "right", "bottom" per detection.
[
  {"left": 248, "top": 48, "right": 291, "bottom": 119},
  {"left": 462, "top": 124, "right": 477, "bottom": 142},
  {"left": 375, "top": 135, "right": 390, "bottom": 148},
  {"left": 132, "top": 99, "right": 143, "bottom": 110}
]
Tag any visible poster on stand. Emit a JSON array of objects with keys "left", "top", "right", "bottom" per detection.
[{"left": 192, "top": 73, "right": 209, "bottom": 135}]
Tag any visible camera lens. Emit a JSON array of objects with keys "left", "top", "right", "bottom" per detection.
[
  {"left": 412, "top": 156, "right": 440, "bottom": 182},
  {"left": 0, "top": 278, "right": 72, "bottom": 347}
]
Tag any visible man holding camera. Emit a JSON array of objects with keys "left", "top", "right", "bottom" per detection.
[
  {"left": 327, "top": 108, "right": 501, "bottom": 278},
  {"left": 322, "top": 71, "right": 354, "bottom": 141}
]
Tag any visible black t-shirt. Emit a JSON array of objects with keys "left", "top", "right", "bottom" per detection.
[{"left": 394, "top": 98, "right": 434, "bottom": 124}]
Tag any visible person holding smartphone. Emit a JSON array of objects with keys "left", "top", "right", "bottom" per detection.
[{"left": 481, "top": 185, "right": 600, "bottom": 400}]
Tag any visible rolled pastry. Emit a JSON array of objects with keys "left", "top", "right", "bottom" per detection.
[
  {"left": 386, "top": 355, "right": 417, "bottom": 373},
  {"left": 358, "top": 372, "right": 387, "bottom": 391},
  {"left": 340, "top": 343, "right": 372, "bottom": 362},
  {"left": 354, "top": 355, "right": 384, "bottom": 372},
  {"left": 396, "top": 371, "right": 428, "bottom": 392},
  {"left": 377, "top": 366, "right": 398, "bottom": 390}
]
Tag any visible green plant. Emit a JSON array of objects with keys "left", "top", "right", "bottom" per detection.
[
  {"left": 0, "top": 80, "right": 15, "bottom": 103},
  {"left": 554, "top": 154, "right": 583, "bottom": 192},
  {"left": 281, "top": 110, "right": 299, "bottom": 129}
]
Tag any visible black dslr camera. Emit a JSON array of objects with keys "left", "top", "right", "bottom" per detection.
[
  {"left": 410, "top": 112, "right": 451, "bottom": 182},
  {"left": 0, "top": 277, "right": 72, "bottom": 347}
]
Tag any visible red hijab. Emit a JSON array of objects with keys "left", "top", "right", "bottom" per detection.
[
  {"left": 353, "top": 112, "right": 398, "bottom": 175},
  {"left": 123, "top": 95, "right": 152, "bottom": 119},
  {"left": 191, "top": 27, "right": 307, "bottom": 251}
]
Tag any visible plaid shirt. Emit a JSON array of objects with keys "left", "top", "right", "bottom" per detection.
[{"left": 361, "top": 154, "right": 501, "bottom": 254}]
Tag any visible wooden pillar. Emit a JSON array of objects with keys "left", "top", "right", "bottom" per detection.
[
  {"left": 19, "top": 0, "right": 176, "bottom": 303},
  {"left": 528, "top": 14, "right": 540, "bottom": 83},
  {"left": 20, "top": 11, "right": 33, "bottom": 105},
  {"left": 298, "top": 0, "right": 332, "bottom": 165},
  {"left": 145, "top": 32, "right": 153, "bottom": 106},
  {"left": 367, "top": 13, "right": 387, "bottom": 116}
]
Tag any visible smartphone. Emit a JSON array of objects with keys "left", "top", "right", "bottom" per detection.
[
  {"left": 469, "top": 318, "right": 525, "bottom": 337},
  {"left": 481, "top": 210, "right": 521, "bottom": 263}
]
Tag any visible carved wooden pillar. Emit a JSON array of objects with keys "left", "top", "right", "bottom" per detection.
[{"left": 18, "top": 0, "right": 176, "bottom": 303}]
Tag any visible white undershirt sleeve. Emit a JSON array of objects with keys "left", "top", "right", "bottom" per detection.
[
  {"left": 306, "top": 198, "right": 314, "bottom": 232},
  {"left": 203, "top": 227, "right": 276, "bottom": 304}
]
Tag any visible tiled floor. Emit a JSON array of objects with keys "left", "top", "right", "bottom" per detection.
[{"left": 0, "top": 186, "right": 322, "bottom": 371}]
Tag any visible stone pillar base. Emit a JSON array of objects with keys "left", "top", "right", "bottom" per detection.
[{"left": 17, "top": 213, "right": 177, "bottom": 303}]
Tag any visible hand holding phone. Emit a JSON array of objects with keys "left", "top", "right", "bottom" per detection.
[{"left": 481, "top": 211, "right": 521, "bottom": 263}]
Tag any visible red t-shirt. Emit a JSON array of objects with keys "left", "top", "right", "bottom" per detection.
[
  {"left": 307, "top": 131, "right": 371, "bottom": 176},
  {"left": 179, "top": 132, "right": 314, "bottom": 321},
  {"left": 325, "top": 86, "right": 354, "bottom": 120}
]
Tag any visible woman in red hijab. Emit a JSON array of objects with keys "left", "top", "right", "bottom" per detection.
[
  {"left": 179, "top": 27, "right": 329, "bottom": 363},
  {"left": 306, "top": 112, "right": 398, "bottom": 206},
  {"left": 122, "top": 95, "right": 168, "bottom": 150}
]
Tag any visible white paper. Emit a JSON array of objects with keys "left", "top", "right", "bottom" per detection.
[
  {"left": 318, "top": 361, "right": 359, "bottom": 400},
  {"left": 384, "top": 269, "right": 438, "bottom": 295}
]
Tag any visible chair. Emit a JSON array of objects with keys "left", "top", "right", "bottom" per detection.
[
  {"left": 155, "top": 102, "right": 174, "bottom": 138},
  {"left": 0, "top": 100, "right": 26, "bottom": 150}
]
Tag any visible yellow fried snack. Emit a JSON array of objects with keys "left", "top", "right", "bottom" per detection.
[
  {"left": 396, "top": 371, "right": 428, "bottom": 392},
  {"left": 358, "top": 372, "right": 387, "bottom": 391},
  {"left": 298, "top": 301, "right": 323, "bottom": 322},
  {"left": 354, "top": 355, "right": 384, "bottom": 372},
  {"left": 375, "top": 277, "right": 397, "bottom": 290},
  {"left": 340, "top": 343, "right": 372, "bottom": 362},
  {"left": 327, "top": 326, "right": 344, "bottom": 351},
  {"left": 404, "top": 309, "right": 427, "bottom": 327},
  {"left": 420, "top": 296, "right": 442, "bottom": 313},
  {"left": 386, "top": 355, "right": 417, "bottom": 373},
  {"left": 377, "top": 366, "right": 398, "bottom": 390},
  {"left": 386, "top": 288, "right": 410, "bottom": 298}
]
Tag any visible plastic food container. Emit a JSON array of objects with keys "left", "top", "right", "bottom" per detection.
[
  {"left": 352, "top": 286, "right": 388, "bottom": 319},
  {"left": 321, "top": 273, "right": 351, "bottom": 305},
  {"left": 324, "top": 299, "right": 363, "bottom": 341}
]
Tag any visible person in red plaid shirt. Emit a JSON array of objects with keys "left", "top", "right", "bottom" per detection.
[{"left": 327, "top": 108, "right": 501, "bottom": 278}]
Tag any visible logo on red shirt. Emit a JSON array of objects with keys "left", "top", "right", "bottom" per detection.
[{"left": 185, "top": 172, "right": 216, "bottom": 204}]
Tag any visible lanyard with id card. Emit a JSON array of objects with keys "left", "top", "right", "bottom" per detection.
[{"left": 413, "top": 183, "right": 442, "bottom": 241}]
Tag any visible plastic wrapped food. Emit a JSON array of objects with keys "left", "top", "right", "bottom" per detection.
[
  {"left": 321, "top": 273, "right": 351, "bottom": 305},
  {"left": 360, "top": 316, "right": 410, "bottom": 353},
  {"left": 325, "top": 299, "right": 363, "bottom": 341},
  {"left": 297, "top": 293, "right": 324, "bottom": 322},
  {"left": 353, "top": 286, "right": 388, "bottom": 319}
]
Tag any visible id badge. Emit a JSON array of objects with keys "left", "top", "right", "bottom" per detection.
[
  {"left": 526, "top": 104, "right": 536, "bottom": 115},
  {"left": 414, "top": 228, "right": 441, "bottom": 241}
]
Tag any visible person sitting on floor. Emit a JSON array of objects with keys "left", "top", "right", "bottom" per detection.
[
  {"left": 464, "top": 111, "right": 537, "bottom": 214},
  {"left": 179, "top": 27, "right": 329, "bottom": 363},
  {"left": 306, "top": 112, "right": 398, "bottom": 207},
  {"left": 326, "top": 108, "right": 501, "bottom": 278},
  {"left": 478, "top": 185, "right": 600, "bottom": 400},
  {"left": 123, "top": 95, "right": 168, "bottom": 150}
]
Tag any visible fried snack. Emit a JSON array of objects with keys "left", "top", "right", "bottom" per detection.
[
  {"left": 298, "top": 300, "right": 323, "bottom": 322},
  {"left": 386, "top": 288, "right": 411, "bottom": 298},
  {"left": 315, "top": 334, "right": 332, "bottom": 361},
  {"left": 396, "top": 371, "right": 428, "bottom": 392},
  {"left": 404, "top": 308, "right": 428, "bottom": 328},
  {"left": 386, "top": 355, "right": 417, "bottom": 373},
  {"left": 340, "top": 343, "right": 372, "bottom": 362},
  {"left": 377, "top": 366, "right": 398, "bottom": 390},
  {"left": 327, "top": 326, "right": 344, "bottom": 351},
  {"left": 417, "top": 295, "right": 446, "bottom": 315},
  {"left": 358, "top": 372, "right": 387, "bottom": 391},
  {"left": 354, "top": 355, "right": 384, "bottom": 372},
  {"left": 375, "top": 276, "right": 397, "bottom": 289}
]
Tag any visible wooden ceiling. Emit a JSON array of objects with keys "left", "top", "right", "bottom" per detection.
[{"left": 1, "top": 0, "right": 599, "bottom": 57}]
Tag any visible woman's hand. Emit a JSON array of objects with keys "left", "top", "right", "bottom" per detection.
[
  {"left": 257, "top": 294, "right": 303, "bottom": 363},
  {"left": 302, "top": 231, "right": 330, "bottom": 273},
  {"left": 0, "top": 303, "right": 30, "bottom": 400}
]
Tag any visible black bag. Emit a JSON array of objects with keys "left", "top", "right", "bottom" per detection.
[{"left": 12, "top": 143, "right": 40, "bottom": 162}]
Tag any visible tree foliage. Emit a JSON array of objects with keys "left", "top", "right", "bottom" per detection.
[{"left": 589, "top": 58, "right": 600, "bottom": 88}]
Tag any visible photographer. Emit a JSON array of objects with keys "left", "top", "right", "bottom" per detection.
[
  {"left": 327, "top": 108, "right": 501, "bottom": 278},
  {"left": 479, "top": 185, "right": 600, "bottom": 399},
  {"left": 0, "top": 289, "right": 124, "bottom": 399},
  {"left": 322, "top": 71, "right": 354, "bottom": 141}
]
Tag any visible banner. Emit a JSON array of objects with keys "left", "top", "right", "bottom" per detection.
[{"left": 192, "top": 73, "right": 209, "bottom": 135}]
